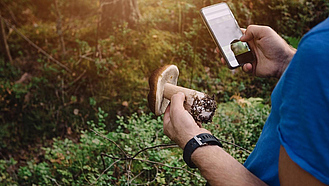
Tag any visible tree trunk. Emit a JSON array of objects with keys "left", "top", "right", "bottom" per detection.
[
  {"left": 0, "top": 13, "right": 13, "bottom": 64},
  {"left": 100, "top": 0, "right": 141, "bottom": 31},
  {"left": 53, "top": 0, "right": 66, "bottom": 59}
]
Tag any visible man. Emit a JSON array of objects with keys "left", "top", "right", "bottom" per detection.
[{"left": 163, "top": 18, "right": 329, "bottom": 185}]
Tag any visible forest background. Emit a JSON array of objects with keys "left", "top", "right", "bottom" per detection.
[{"left": 0, "top": 0, "right": 328, "bottom": 185}]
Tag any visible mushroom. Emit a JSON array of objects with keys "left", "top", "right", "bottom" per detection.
[{"left": 148, "top": 65, "right": 217, "bottom": 124}]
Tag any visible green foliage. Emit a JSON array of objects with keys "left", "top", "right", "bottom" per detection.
[
  {"left": 0, "top": 158, "right": 17, "bottom": 185},
  {"left": 229, "top": 0, "right": 329, "bottom": 37},
  {"left": 13, "top": 108, "right": 204, "bottom": 185},
  {"left": 0, "top": 0, "right": 327, "bottom": 185},
  {"left": 284, "top": 36, "right": 301, "bottom": 49},
  {"left": 0, "top": 56, "right": 91, "bottom": 151},
  {"left": 208, "top": 96, "right": 270, "bottom": 163},
  {"left": 7, "top": 96, "right": 270, "bottom": 185},
  {"left": 8, "top": 99, "right": 269, "bottom": 185},
  {"left": 17, "top": 161, "right": 52, "bottom": 185}
]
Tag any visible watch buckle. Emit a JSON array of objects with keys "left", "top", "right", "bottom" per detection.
[{"left": 193, "top": 136, "right": 205, "bottom": 146}]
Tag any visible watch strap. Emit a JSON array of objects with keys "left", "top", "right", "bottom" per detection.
[{"left": 183, "top": 133, "right": 222, "bottom": 168}]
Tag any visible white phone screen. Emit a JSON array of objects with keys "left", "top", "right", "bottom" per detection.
[{"left": 201, "top": 3, "right": 252, "bottom": 68}]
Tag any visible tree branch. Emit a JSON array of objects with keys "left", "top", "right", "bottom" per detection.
[
  {"left": 131, "top": 144, "right": 178, "bottom": 159},
  {"left": 1, "top": 16, "right": 72, "bottom": 73},
  {"left": 93, "top": 127, "right": 250, "bottom": 184},
  {"left": 100, "top": 153, "right": 201, "bottom": 179},
  {"left": 129, "top": 164, "right": 158, "bottom": 185},
  {"left": 91, "top": 129, "right": 128, "bottom": 158},
  {"left": 64, "top": 69, "right": 87, "bottom": 89},
  {"left": 92, "top": 159, "right": 121, "bottom": 185},
  {"left": 219, "top": 139, "right": 251, "bottom": 154},
  {"left": 132, "top": 158, "right": 199, "bottom": 178}
]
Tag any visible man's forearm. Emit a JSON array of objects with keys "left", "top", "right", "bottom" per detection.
[
  {"left": 276, "top": 45, "right": 296, "bottom": 78},
  {"left": 191, "top": 145, "right": 267, "bottom": 186}
]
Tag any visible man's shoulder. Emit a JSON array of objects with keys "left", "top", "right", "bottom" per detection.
[
  {"left": 313, "top": 17, "right": 329, "bottom": 31},
  {"left": 295, "top": 18, "right": 329, "bottom": 60},
  {"left": 301, "top": 18, "right": 329, "bottom": 43}
]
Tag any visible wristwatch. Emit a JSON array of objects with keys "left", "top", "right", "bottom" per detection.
[{"left": 183, "top": 133, "right": 223, "bottom": 168}]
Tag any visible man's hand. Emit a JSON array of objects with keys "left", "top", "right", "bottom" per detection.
[
  {"left": 240, "top": 25, "right": 296, "bottom": 78},
  {"left": 163, "top": 92, "right": 267, "bottom": 186},
  {"left": 163, "top": 92, "right": 211, "bottom": 149}
]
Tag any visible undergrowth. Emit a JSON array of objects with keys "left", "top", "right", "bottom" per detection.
[{"left": 0, "top": 97, "right": 269, "bottom": 185}]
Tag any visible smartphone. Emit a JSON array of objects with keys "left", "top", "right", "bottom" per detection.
[{"left": 200, "top": 3, "right": 255, "bottom": 69}]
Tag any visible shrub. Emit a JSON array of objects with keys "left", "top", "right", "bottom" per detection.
[
  {"left": 12, "top": 97, "right": 270, "bottom": 185},
  {"left": 208, "top": 96, "right": 270, "bottom": 163},
  {"left": 0, "top": 158, "right": 17, "bottom": 185}
]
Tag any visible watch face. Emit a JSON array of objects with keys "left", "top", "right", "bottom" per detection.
[{"left": 197, "top": 133, "right": 221, "bottom": 145}]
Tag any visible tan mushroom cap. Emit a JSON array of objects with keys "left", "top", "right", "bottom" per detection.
[{"left": 148, "top": 65, "right": 179, "bottom": 115}]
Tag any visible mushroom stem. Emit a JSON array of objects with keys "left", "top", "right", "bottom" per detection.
[
  {"left": 163, "top": 83, "right": 217, "bottom": 124},
  {"left": 163, "top": 83, "right": 205, "bottom": 107}
]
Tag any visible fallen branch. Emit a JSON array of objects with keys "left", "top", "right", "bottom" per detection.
[
  {"left": 133, "top": 158, "right": 198, "bottom": 177},
  {"left": 131, "top": 144, "right": 178, "bottom": 159},
  {"left": 1, "top": 16, "right": 72, "bottom": 73},
  {"left": 219, "top": 139, "right": 251, "bottom": 154},
  {"left": 91, "top": 159, "right": 121, "bottom": 185},
  {"left": 45, "top": 175, "right": 60, "bottom": 186},
  {"left": 92, "top": 123, "right": 251, "bottom": 184},
  {"left": 99, "top": 152, "right": 201, "bottom": 181},
  {"left": 64, "top": 69, "right": 87, "bottom": 89},
  {"left": 129, "top": 164, "right": 158, "bottom": 185},
  {"left": 79, "top": 55, "right": 95, "bottom": 62},
  {"left": 91, "top": 129, "right": 128, "bottom": 158}
]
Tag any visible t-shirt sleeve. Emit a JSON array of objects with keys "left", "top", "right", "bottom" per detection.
[{"left": 277, "top": 30, "right": 329, "bottom": 184}]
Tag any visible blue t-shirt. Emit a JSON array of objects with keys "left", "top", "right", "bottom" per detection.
[{"left": 244, "top": 18, "right": 329, "bottom": 185}]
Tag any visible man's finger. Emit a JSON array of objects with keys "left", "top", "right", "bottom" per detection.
[
  {"left": 170, "top": 92, "right": 186, "bottom": 114},
  {"left": 163, "top": 104, "right": 170, "bottom": 123},
  {"left": 242, "top": 63, "right": 253, "bottom": 73},
  {"left": 220, "top": 57, "right": 225, "bottom": 65},
  {"left": 240, "top": 28, "right": 246, "bottom": 34},
  {"left": 240, "top": 25, "right": 258, "bottom": 42}
]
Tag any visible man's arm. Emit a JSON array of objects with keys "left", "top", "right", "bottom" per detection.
[
  {"left": 279, "top": 146, "right": 326, "bottom": 186},
  {"left": 163, "top": 92, "right": 267, "bottom": 185},
  {"left": 192, "top": 145, "right": 266, "bottom": 186},
  {"left": 191, "top": 144, "right": 327, "bottom": 186}
]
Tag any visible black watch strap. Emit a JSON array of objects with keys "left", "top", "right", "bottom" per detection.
[{"left": 183, "top": 133, "right": 223, "bottom": 168}]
